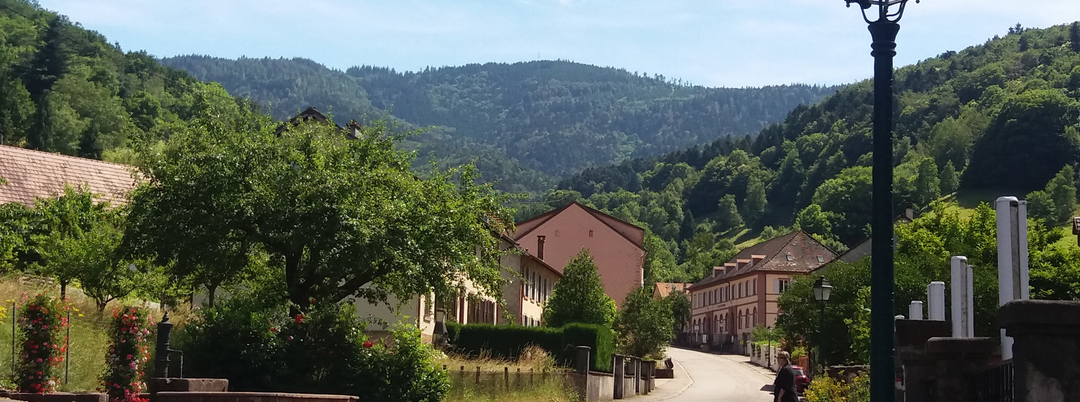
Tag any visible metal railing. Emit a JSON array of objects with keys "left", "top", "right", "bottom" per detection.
[{"left": 969, "top": 359, "right": 1014, "bottom": 402}]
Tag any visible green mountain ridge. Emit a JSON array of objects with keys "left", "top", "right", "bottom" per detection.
[
  {"left": 159, "top": 55, "right": 839, "bottom": 188},
  {"left": 552, "top": 21, "right": 1080, "bottom": 283}
]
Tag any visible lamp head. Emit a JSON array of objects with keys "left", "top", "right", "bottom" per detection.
[
  {"left": 845, "top": 0, "right": 918, "bottom": 24},
  {"left": 813, "top": 276, "right": 833, "bottom": 302}
]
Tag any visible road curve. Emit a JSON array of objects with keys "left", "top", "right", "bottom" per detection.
[{"left": 642, "top": 347, "right": 776, "bottom": 402}]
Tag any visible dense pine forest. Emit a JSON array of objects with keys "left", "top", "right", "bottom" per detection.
[
  {"left": 160, "top": 56, "right": 839, "bottom": 186},
  {"left": 0, "top": 0, "right": 244, "bottom": 161},
  {"left": 552, "top": 22, "right": 1080, "bottom": 284}
]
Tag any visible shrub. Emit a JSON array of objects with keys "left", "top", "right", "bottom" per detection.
[
  {"left": 804, "top": 372, "right": 869, "bottom": 402},
  {"left": 100, "top": 306, "right": 153, "bottom": 402},
  {"left": 173, "top": 297, "right": 286, "bottom": 391},
  {"left": 16, "top": 294, "right": 69, "bottom": 393},
  {"left": 176, "top": 298, "right": 449, "bottom": 402}
]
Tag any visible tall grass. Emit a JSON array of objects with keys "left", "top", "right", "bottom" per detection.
[{"left": 437, "top": 345, "right": 578, "bottom": 402}]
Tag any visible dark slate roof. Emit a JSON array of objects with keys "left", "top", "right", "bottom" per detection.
[{"left": 688, "top": 230, "right": 836, "bottom": 290}]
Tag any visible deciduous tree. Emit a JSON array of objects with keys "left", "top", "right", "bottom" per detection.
[{"left": 542, "top": 250, "right": 616, "bottom": 328}]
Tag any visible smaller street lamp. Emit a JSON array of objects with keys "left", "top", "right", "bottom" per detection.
[{"left": 813, "top": 276, "right": 833, "bottom": 378}]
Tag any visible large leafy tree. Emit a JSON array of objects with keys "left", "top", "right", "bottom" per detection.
[
  {"left": 542, "top": 249, "right": 617, "bottom": 327},
  {"left": 30, "top": 186, "right": 107, "bottom": 299},
  {"left": 123, "top": 90, "right": 514, "bottom": 311},
  {"left": 615, "top": 287, "right": 674, "bottom": 358}
]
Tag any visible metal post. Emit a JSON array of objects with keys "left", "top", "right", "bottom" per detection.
[
  {"left": 11, "top": 302, "right": 15, "bottom": 377},
  {"left": 153, "top": 311, "right": 174, "bottom": 378},
  {"left": 818, "top": 302, "right": 826, "bottom": 377},
  {"left": 65, "top": 310, "right": 70, "bottom": 385},
  {"left": 869, "top": 18, "right": 900, "bottom": 402}
]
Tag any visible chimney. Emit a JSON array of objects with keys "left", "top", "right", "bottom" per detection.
[{"left": 537, "top": 235, "right": 546, "bottom": 260}]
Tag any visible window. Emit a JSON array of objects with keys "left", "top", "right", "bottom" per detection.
[
  {"left": 778, "top": 279, "right": 791, "bottom": 294},
  {"left": 589, "top": 230, "right": 594, "bottom": 237},
  {"left": 752, "top": 279, "right": 756, "bottom": 295},
  {"left": 785, "top": 253, "right": 794, "bottom": 261},
  {"left": 817, "top": 255, "right": 824, "bottom": 263}
]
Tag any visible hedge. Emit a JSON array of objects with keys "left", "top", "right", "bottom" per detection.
[{"left": 446, "top": 322, "right": 614, "bottom": 372}]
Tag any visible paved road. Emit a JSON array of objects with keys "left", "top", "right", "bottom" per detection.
[{"left": 640, "top": 348, "right": 776, "bottom": 402}]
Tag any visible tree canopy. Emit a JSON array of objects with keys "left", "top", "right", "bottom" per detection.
[{"left": 123, "top": 91, "right": 514, "bottom": 311}]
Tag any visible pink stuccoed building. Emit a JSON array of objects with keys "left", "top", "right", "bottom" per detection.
[{"left": 514, "top": 201, "right": 646, "bottom": 309}]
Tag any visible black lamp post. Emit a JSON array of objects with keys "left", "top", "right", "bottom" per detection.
[
  {"left": 812, "top": 276, "right": 833, "bottom": 378},
  {"left": 844, "top": 1, "right": 918, "bottom": 400}
]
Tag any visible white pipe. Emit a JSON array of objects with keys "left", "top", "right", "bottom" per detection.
[
  {"left": 951, "top": 256, "right": 974, "bottom": 337},
  {"left": 927, "top": 281, "right": 946, "bottom": 321},
  {"left": 909, "top": 301, "right": 924, "bottom": 320}
]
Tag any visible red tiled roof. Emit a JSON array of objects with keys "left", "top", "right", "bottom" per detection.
[
  {"left": 654, "top": 282, "right": 691, "bottom": 299},
  {"left": 0, "top": 145, "right": 139, "bottom": 206}
]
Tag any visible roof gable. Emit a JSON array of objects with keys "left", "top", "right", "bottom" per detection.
[
  {"left": 513, "top": 201, "right": 645, "bottom": 250},
  {"left": 0, "top": 145, "right": 138, "bottom": 206}
]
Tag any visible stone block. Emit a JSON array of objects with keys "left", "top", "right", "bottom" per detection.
[
  {"left": 999, "top": 300, "right": 1080, "bottom": 402},
  {"left": 148, "top": 378, "right": 229, "bottom": 393}
]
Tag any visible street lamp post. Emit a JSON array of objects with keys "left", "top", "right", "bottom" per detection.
[
  {"left": 813, "top": 276, "right": 833, "bottom": 378},
  {"left": 843, "top": 1, "right": 919, "bottom": 400}
]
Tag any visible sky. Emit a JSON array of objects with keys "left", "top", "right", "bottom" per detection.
[{"left": 34, "top": 0, "right": 1080, "bottom": 88}]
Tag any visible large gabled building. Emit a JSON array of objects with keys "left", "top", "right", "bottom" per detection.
[
  {"left": 514, "top": 201, "right": 646, "bottom": 309},
  {"left": 687, "top": 230, "right": 836, "bottom": 354}
]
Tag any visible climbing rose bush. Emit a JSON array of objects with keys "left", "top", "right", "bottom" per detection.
[
  {"left": 100, "top": 306, "right": 154, "bottom": 402},
  {"left": 16, "top": 294, "right": 69, "bottom": 393}
]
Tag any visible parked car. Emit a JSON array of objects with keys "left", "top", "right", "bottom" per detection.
[{"left": 790, "top": 365, "right": 810, "bottom": 393}]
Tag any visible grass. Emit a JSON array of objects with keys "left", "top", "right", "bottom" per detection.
[
  {"left": 0, "top": 275, "right": 172, "bottom": 392},
  {"left": 437, "top": 346, "right": 578, "bottom": 402}
]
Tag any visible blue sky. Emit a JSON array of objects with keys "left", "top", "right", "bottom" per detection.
[{"left": 36, "top": 0, "right": 1080, "bottom": 88}]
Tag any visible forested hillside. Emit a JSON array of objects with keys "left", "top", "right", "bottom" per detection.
[
  {"left": 0, "top": 0, "right": 237, "bottom": 160},
  {"left": 161, "top": 56, "right": 838, "bottom": 179},
  {"left": 552, "top": 22, "right": 1080, "bottom": 284}
]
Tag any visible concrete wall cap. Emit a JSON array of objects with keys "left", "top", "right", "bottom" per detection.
[
  {"left": 998, "top": 299, "right": 1080, "bottom": 333},
  {"left": 925, "top": 337, "right": 998, "bottom": 355}
]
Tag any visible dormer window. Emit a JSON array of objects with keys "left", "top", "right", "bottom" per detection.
[
  {"left": 785, "top": 253, "right": 794, "bottom": 261},
  {"left": 817, "top": 255, "right": 824, "bottom": 263}
]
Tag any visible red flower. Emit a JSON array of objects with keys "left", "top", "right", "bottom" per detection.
[
  {"left": 363, "top": 341, "right": 374, "bottom": 348},
  {"left": 270, "top": 327, "right": 278, "bottom": 333},
  {"left": 294, "top": 314, "right": 304, "bottom": 324}
]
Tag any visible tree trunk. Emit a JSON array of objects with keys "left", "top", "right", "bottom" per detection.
[
  {"left": 60, "top": 280, "right": 67, "bottom": 300},
  {"left": 285, "top": 253, "right": 310, "bottom": 315},
  {"left": 207, "top": 283, "right": 218, "bottom": 309}
]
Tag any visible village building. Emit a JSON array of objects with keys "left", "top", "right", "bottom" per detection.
[
  {"left": 0, "top": 144, "right": 138, "bottom": 206},
  {"left": 686, "top": 230, "right": 836, "bottom": 355},
  {"left": 514, "top": 201, "right": 646, "bottom": 309}
]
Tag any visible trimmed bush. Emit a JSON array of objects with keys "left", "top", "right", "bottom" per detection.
[
  {"left": 562, "top": 323, "right": 614, "bottom": 372},
  {"left": 448, "top": 322, "right": 614, "bottom": 372},
  {"left": 448, "top": 324, "right": 562, "bottom": 361}
]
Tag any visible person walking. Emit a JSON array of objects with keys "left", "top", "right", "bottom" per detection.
[{"left": 772, "top": 351, "right": 799, "bottom": 402}]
